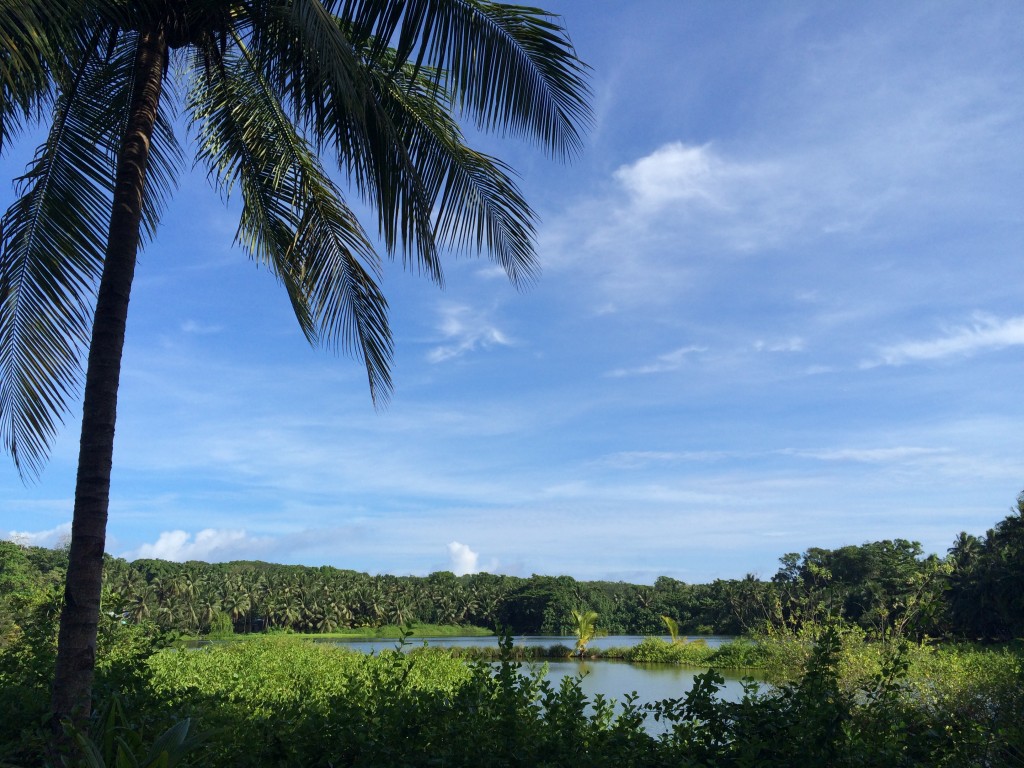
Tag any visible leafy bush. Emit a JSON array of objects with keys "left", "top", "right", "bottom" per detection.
[
  {"left": 3, "top": 616, "right": 1022, "bottom": 767},
  {"left": 626, "top": 637, "right": 714, "bottom": 666}
]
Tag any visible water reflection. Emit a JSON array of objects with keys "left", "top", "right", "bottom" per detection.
[{"left": 541, "top": 658, "right": 759, "bottom": 705}]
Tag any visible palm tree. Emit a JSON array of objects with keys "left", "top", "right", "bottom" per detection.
[
  {"left": 0, "top": 0, "right": 589, "bottom": 726},
  {"left": 196, "top": 595, "right": 221, "bottom": 632},
  {"left": 661, "top": 614, "right": 682, "bottom": 644},
  {"left": 125, "top": 582, "right": 156, "bottom": 623},
  {"left": 569, "top": 608, "right": 599, "bottom": 659}
]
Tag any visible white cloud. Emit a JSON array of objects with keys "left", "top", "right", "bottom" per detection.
[
  {"left": 125, "top": 528, "right": 272, "bottom": 562},
  {"left": 546, "top": 29, "right": 1024, "bottom": 310},
  {"left": 614, "top": 142, "right": 735, "bottom": 211},
  {"left": 447, "top": 541, "right": 479, "bottom": 575},
  {"left": 605, "top": 345, "right": 707, "bottom": 377},
  {"left": 4, "top": 521, "right": 71, "bottom": 548},
  {"left": 427, "top": 304, "right": 514, "bottom": 363},
  {"left": 865, "top": 314, "right": 1024, "bottom": 368},
  {"left": 609, "top": 141, "right": 790, "bottom": 242}
]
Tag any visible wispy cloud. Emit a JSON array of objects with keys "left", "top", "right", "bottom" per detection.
[
  {"left": 608, "top": 142, "right": 790, "bottom": 252},
  {"left": 426, "top": 304, "right": 515, "bottom": 363},
  {"left": 180, "top": 320, "right": 222, "bottom": 335},
  {"left": 605, "top": 345, "right": 707, "bottom": 377},
  {"left": 601, "top": 451, "right": 734, "bottom": 468},
  {"left": 544, "top": 16, "right": 1024, "bottom": 311},
  {"left": 865, "top": 314, "right": 1024, "bottom": 368},
  {"left": 753, "top": 337, "right": 805, "bottom": 353},
  {"left": 789, "top": 446, "right": 948, "bottom": 464}
]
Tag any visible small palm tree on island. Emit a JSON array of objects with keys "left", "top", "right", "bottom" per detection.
[
  {"left": 662, "top": 614, "right": 706, "bottom": 648},
  {"left": 0, "top": 0, "right": 591, "bottom": 735},
  {"left": 662, "top": 614, "right": 683, "bottom": 644},
  {"left": 569, "top": 608, "right": 600, "bottom": 659}
]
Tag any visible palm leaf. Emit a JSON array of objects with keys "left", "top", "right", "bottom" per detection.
[
  {"left": 338, "top": 0, "right": 592, "bottom": 157},
  {"left": 0, "top": 40, "right": 124, "bottom": 477},
  {"left": 0, "top": 27, "right": 181, "bottom": 477},
  {"left": 191, "top": 43, "right": 393, "bottom": 401},
  {"left": 371, "top": 53, "right": 537, "bottom": 285},
  {"left": 0, "top": 0, "right": 75, "bottom": 150},
  {"left": 264, "top": 0, "right": 444, "bottom": 282}
]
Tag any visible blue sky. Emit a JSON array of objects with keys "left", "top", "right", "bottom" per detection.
[{"left": 3, "top": 0, "right": 1024, "bottom": 583}]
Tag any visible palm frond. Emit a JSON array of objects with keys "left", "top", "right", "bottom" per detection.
[
  {"left": 0, "top": 40, "right": 126, "bottom": 477},
  {"left": 373, "top": 55, "right": 537, "bottom": 286},
  {"left": 248, "top": 0, "right": 368, "bottom": 133},
  {"left": 338, "top": 0, "right": 592, "bottom": 157},
  {"left": 0, "top": 0, "right": 83, "bottom": 150},
  {"left": 191, "top": 44, "right": 393, "bottom": 401},
  {"left": 266, "top": 0, "right": 443, "bottom": 282}
]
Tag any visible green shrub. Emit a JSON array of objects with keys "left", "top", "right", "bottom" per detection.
[{"left": 626, "top": 637, "right": 714, "bottom": 666}]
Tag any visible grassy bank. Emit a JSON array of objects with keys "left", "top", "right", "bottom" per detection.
[{"left": 435, "top": 636, "right": 767, "bottom": 669}]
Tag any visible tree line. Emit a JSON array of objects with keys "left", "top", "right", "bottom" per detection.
[{"left": 3, "top": 492, "right": 1021, "bottom": 644}]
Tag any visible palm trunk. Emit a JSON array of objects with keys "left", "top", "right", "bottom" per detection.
[{"left": 51, "top": 27, "right": 167, "bottom": 729}]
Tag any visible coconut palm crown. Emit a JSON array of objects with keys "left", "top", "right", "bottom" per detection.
[{"left": 0, "top": 0, "right": 590, "bottom": 725}]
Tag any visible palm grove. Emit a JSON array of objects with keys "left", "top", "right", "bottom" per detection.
[
  {"left": 0, "top": 0, "right": 590, "bottom": 731},
  {"left": 4, "top": 495, "right": 1023, "bottom": 642}
]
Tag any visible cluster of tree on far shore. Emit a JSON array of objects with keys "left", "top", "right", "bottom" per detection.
[{"left": 2, "top": 494, "right": 1022, "bottom": 645}]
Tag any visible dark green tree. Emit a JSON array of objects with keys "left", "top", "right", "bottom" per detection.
[{"left": 947, "top": 492, "right": 1024, "bottom": 640}]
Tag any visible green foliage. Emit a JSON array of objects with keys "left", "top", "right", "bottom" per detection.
[
  {"left": 0, "top": 583, "right": 61, "bottom": 762},
  {"left": 205, "top": 611, "right": 233, "bottom": 639},
  {"left": 128, "top": 633, "right": 1024, "bottom": 766},
  {"left": 0, "top": 582, "right": 178, "bottom": 764},
  {"left": 0, "top": 582, "right": 61, "bottom": 689},
  {"left": 626, "top": 637, "right": 714, "bottom": 666},
  {"left": 139, "top": 635, "right": 669, "bottom": 767},
  {"left": 64, "top": 697, "right": 200, "bottom": 768},
  {"left": 764, "top": 539, "right": 950, "bottom": 639},
  {"left": 2, "top": 493, "right": 1024, "bottom": 765},
  {"left": 1, "top": 603, "right": 1021, "bottom": 768}
]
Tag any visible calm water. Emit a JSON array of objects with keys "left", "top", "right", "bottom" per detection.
[
  {"left": 324, "top": 633, "right": 735, "bottom": 654},
  {"left": 327, "top": 634, "right": 763, "bottom": 712}
]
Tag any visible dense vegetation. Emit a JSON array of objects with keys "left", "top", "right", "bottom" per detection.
[
  {"left": 1, "top": 495, "right": 1023, "bottom": 764},
  {"left": 1, "top": 619, "right": 1021, "bottom": 766},
  {"left": 4, "top": 495, "right": 1021, "bottom": 643}
]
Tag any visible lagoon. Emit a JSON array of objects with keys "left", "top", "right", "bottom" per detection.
[
  {"left": 323, "top": 633, "right": 736, "bottom": 654},
  {"left": 327, "top": 634, "right": 763, "bottom": 711}
]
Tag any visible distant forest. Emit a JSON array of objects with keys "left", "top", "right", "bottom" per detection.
[{"left": 3, "top": 495, "right": 1022, "bottom": 643}]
